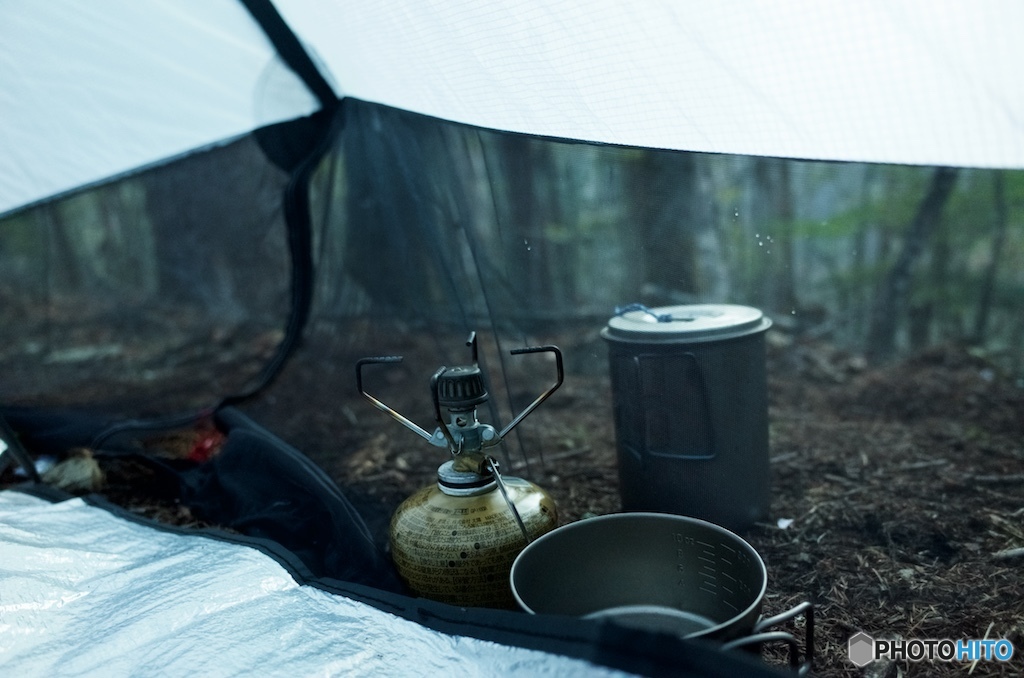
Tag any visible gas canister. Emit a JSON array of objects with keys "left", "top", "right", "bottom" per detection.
[{"left": 357, "top": 333, "right": 562, "bottom": 608}]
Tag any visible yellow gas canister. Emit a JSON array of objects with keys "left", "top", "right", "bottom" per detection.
[
  {"left": 357, "top": 333, "right": 563, "bottom": 608},
  {"left": 390, "top": 462, "right": 557, "bottom": 607}
]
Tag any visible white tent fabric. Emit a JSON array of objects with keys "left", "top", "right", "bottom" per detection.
[
  {"left": 0, "top": 491, "right": 630, "bottom": 677},
  {"left": 2, "top": 0, "right": 1023, "bottom": 217},
  {"left": 0, "top": 0, "right": 318, "bottom": 217},
  {"left": 255, "top": 0, "right": 1024, "bottom": 169}
]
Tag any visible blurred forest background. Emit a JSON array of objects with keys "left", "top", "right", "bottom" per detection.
[
  {"left": 2, "top": 106, "right": 1023, "bottom": 405},
  {"left": 323, "top": 106, "right": 1024, "bottom": 379}
]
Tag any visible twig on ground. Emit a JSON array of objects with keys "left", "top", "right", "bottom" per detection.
[
  {"left": 969, "top": 473, "right": 1024, "bottom": 484},
  {"left": 992, "top": 547, "right": 1024, "bottom": 560}
]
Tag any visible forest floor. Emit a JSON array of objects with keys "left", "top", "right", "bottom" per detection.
[
  {"left": 4, "top": 325, "right": 1023, "bottom": 678},
  {"left": 257, "top": 330, "right": 1024, "bottom": 678}
]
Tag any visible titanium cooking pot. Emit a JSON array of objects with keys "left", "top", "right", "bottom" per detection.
[
  {"left": 510, "top": 513, "right": 812, "bottom": 674},
  {"left": 601, "top": 304, "right": 772, "bottom": 531}
]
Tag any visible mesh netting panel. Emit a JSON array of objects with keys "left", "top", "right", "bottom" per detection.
[{"left": 0, "top": 136, "right": 291, "bottom": 416}]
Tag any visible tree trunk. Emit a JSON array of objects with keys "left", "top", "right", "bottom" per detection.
[
  {"left": 917, "top": 215, "right": 951, "bottom": 350},
  {"left": 499, "top": 136, "right": 551, "bottom": 305},
  {"left": 752, "top": 158, "right": 798, "bottom": 314},
  {"left": 850, "top": 166, "right": 875, "bottom": 346},
  {"left": 629, "top": 152, "right": 701, "bottom": 302},
  {"left": 866, "top": 167, "right": 958, "bottom": 363},
  {"left": 971, "top": 171, "right": 1008, "bottom": 344}
]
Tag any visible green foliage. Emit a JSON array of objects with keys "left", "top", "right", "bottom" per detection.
[
  {"left": 1002, "top": 170, "right": 1024, "bottom": 207},
  {"left": 0, "top": 209, "right": 44, "bottom": 258}
]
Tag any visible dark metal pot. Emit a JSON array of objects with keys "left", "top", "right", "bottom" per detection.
[
  {"left": 601, "top": 304, "right": 771, "bottom": 531},
  {"left": 510, "top": 513, "right": 812, "bottom": 673}
]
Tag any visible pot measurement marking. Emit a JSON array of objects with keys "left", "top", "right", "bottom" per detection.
[
  {"left": 720, "top": 569, "right": 738, "bottom": 599},
  {"left": 697, "top": 539, "right": 719, "bottom": 597},
  {"left": 718, "top": 542, "right": 736, "bottom": 566},
  {"left": 674, "top": 532, "right": 702, "bottom": 590},
  {"left": 717, "top": 542, "right": 737, "bottom": 603}
]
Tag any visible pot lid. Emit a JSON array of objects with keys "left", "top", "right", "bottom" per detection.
[{"left": 602, "top": 303, "right": 771, "bottom": 342}]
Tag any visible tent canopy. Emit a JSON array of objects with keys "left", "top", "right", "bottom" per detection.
[{"left": 3, "top": 0, "right": 1023, "bottom": 217}]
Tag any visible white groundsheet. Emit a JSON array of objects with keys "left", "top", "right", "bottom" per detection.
[{"left": 0, "top": 491, "right": 629, "bottom": 677}]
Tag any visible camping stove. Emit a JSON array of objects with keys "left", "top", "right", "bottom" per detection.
[{"left": 356, "top": 332, "right": 562, "bottom": 608}]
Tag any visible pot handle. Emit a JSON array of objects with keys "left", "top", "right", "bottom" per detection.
[{"left": 721, "top": 601, "right": 813, "bottom": 676}]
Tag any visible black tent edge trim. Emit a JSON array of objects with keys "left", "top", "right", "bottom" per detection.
[{"left": 339, "top": 96, "right": 887, "bottom": 169}]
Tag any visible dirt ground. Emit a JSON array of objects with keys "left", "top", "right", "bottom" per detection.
[{"left": 4, "top": 324, "right": 1023, "bottom": 677}]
